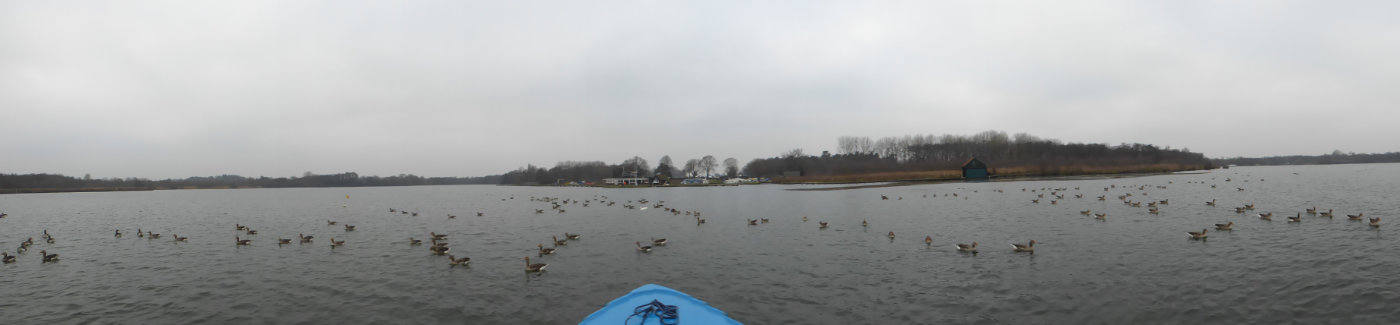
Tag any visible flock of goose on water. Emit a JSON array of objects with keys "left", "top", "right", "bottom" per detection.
[{"left": 0, "top": 171, "right": 1380, "bottom": 270}]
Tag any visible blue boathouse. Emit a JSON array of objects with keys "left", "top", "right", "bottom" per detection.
[{"left": 962, "top": 158, "right": 989, "bottom": 179}]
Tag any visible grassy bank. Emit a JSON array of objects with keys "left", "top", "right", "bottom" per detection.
[{"left": 772, "top": 163, "right": 1210, "bottom": 184}]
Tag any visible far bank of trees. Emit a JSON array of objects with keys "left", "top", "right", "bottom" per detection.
[
  {"left": 743, "top": 131, "right": 1213, "bottom": 177},
  {"left": 497, "top": 130, "right": 1214, "bottom": 185},
  {"left": 0, "top": 172, "right": 500, "bottom": 192},
  {"left": 1215, "top": 150, "right": 1400, "bottom": 166},
  {"left": 497, "top": 154, "right": 739, "bottom": 185}
]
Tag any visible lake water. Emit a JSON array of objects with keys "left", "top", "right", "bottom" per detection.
[{"left": 2, "top": 164, "right": 1399, "bottom": 324}]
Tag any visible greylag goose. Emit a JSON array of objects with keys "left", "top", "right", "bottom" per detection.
[
  {"left": 1011, "top": 240, "right": 1036, "bottom": 253},
  {"left": 524, "top": 257, "right": 547, "bottom": 272}
]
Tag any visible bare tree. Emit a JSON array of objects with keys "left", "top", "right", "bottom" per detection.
[
  {"left": 723, "top": 158, "right": 739, "bottom": 178},
  {"left": 782, "top": 148, "right": 805, "bottom": 158},
  {"left": 621, "top": 156, "right": 649, "bottom": 177},
  {"left": 683, "top": 159, "right": 699, "bottom": 178},
  {"left": 700, "top": 155, "right": 717, "bottom": 178}
]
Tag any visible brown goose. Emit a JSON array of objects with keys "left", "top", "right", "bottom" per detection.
[
  {"left": 235, "top": 236, "right": 251, "bottom": 246},
  {"left": 1306, "top": 207, "right": 1317, "bottom": 214},
  {"left": 553, "top": 236, "right": 567, "bottom": 247},
  {"left": 524, "top": 257, "right": 547, "bottom": 272},
  {"left": 566, "top": 233, "right": 582, "bottom": 240},
  {"left": 1094, "top": 213, "right": 1107, "bottom": 220},
  {"left": 344, "top": 225, "right": 356, "bottom": 231},
  {"left": 1287, "top": 213, "right": 1302, "bottom": 223},
  {"left": 1347, "top": 213, "right": 1365, "bottom": 221},
  {"left": 1320, "top": 209, "right": 1334, "bottom": 218},
  {"left": 1, "top": 252, "right": 15, "bottom": 263},
  {"left": 39, "top": 250, "right": 59, "bottom": 263},
  {"left": 651, "top": 237, "right": 668, "bottom": 246},
  {"left": 173, "top": 234, "right": 188, "bottom": 242},
  {"left": 1215, "top": 222, "right": 1234, "bottom": 231},
  {"left": 747, "top": 219, "right": 757, "bottom": 225},
  {"left": 819, "top": 221, "right": 829, "bottom": 229},
  {"left": 1011, "top": 240, "right": 1036, "bottom": 253},
  {"left": 887, "top": 231, "right": 896, "bottom": 239},
  {"left": 299, "top": 233, "right": 314, "bottom": 243},
  {"left": 635, "top": 241, "right": 652, "bottom": 252},
  {"left": 1187, "top": 229, "right": 1208, "bottom": 240},
  {"left": 1369, "top": 217, "right": 1381, "bottom": 228},
  {"left": 329, "top": 238, "right": 345, "bottom": 248},
  {"left": 956, "top": 242, "right": 978, "bottom": 253},
  {"left": 115, "top": 229, "right": 122, "bottom": 238},
  {"left": 1259, "top": 213, "right": 1273, "bottom": 221},
  {"left": 924, "top": 235, "right": 932, "bottom": 245},
  {"left": 408, "top": 238, "right": 422, "bottom": 246},
  {"left": 327, "top": 220, "right": 338, "bottom": 225},
  {"left": 448, "top": 255, "right": 471, "bottom": 267},
  {"left": 429, "top": 244, "right": 450, "bottom": 255},
  {"left": 276, "top": 238, "right": 291, "bottom": 245},
  {"left": 863, "top": 219, "right": 870, "bottom": 227}
]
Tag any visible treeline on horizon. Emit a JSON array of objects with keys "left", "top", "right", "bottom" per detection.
[
  {"left": 497, "top": 155, "right": 741, "bottom": 185},
  {"left": 0, "top": 172, "right": 500, "bottom": 191},
  {"left": 1214, "top": 150, "right": 1400, "bottom": 166},
  {"left": 741, "top": 131, "right": 1214, "bottom": 178},
  {"left": 496, "top": 130, "right": 1215, "bottom": 185}
]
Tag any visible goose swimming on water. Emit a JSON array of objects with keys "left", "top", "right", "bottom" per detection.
[
  {"left": 524, "top": 257, "right": 547, "bottom": 272},
  {"left": 448, "top": 255, "right": 471, "bottom": 267},
  {"left": 39, "top": 250, "right": 58, "bottom": 263},
  {"left": 1011, "top": 240, "right": 1036, "bottom": 253},
  {"left": 956, "top": 242, "right": 978, "bottom": 253}
]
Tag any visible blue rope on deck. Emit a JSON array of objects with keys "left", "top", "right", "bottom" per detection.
[{"left": 625, "top": 299, "right": 678, "bottom": 325}]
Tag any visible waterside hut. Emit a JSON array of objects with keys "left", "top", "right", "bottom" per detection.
[{"left": 961, "top": 158, "right": 989, "bottom": 179}]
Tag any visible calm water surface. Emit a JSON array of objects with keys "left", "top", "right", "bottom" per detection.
[{"left": 2, "top": 164, "right": 1399, "bottom": 324}]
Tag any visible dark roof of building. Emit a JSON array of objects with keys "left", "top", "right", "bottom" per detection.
[{"left": 962, "top": 157, "right": 987, "bottom": 169}]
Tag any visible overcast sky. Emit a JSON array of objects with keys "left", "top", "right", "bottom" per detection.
[{"left": 3, "top": 1, "right": 1397, "bottom": 179}]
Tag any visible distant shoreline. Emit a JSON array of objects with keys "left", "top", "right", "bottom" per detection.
[
  {"left": 787, "top": 169, "right": 1212, "bottom": 191},
  {"left": 0, "top": 184, "right": 487, "bottom": 195},
  {"left": 0, "top": 187, "right": 157, "bottom": 194}
]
